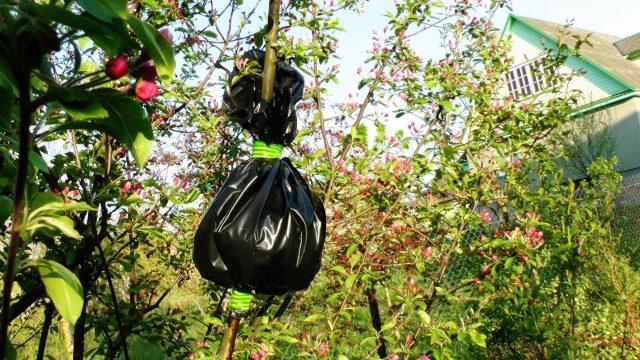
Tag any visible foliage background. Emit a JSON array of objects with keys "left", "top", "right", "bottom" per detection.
[{"left": 0, "top": 0, "right": 638, "bottom": 359}]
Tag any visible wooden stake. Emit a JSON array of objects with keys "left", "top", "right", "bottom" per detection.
[
  {"left": 217, "top": 316, "right": 240, "bottom": 360},
  {"left": 261, "top": 0, "right": 280, "bottom": 102},
  {"left": 216, "top": 0, "right": 280, "bottom": 357}
]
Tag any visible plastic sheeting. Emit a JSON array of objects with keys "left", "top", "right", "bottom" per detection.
[{"left": 193, "top": 49, "right": 326, "bottom": 294}]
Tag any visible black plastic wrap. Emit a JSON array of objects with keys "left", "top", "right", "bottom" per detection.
[
  {"left": 193, "top": 52, "right": 326, "bottom": 294},
  {"left": 222, "top": 49, "right": 304, "bottom": 146},
  {"left": 193, "top": 158, "right": 326, "bottom": 294}
]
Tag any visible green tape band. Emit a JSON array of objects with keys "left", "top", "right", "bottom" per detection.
[
  {"left": 252, "top": 141, "right": 283, "bottom": 159},
  {"left": 229, "top": 289, "right": 252, "bottom": 313}
]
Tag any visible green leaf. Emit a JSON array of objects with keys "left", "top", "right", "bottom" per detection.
[
  {"left": 29, "top": 259, "right": 83, "bottom": 325},
  {"left": 338, "top": 356, "right": 349, "bottom": 360},
  {"left": 330, "top": 265, "right": 347, "bottom": 276},
  {"left": 77, "top": 0, "right": 128, "bottom": 22},
  {"left": 29, "top": 191, "right": 62, "bottom": 212},
  {"left": 128, "top": 16, "right": 175, "bottom": 81},
  {"left": 469, "top": 329, "right": 487, "bottom": 348},
  {"left": 0, "top": 195, "right": 12, "bottom": 224},
  {"left": 55, "top": 90, "right": 155, "bottom": 167},
  {"left": 29, "top": 151, "right": 50, "bottom": 173},
  {"left": 57, "top": 98, "right": 109, "bottom": 120},
  {"left": 439, "top": 100, "right": 453, "bottom": 111},
  {"left": 5, "top": 340, "right": 17, "bottom": 360},
  {"left": 40, "top": 216, "right": 82, "bottom": 239},
  {"left": 0, "top": 56, "right": 17, "bottom": 96},
  {"left": 303, "top": 314, "right": 323, "bottom": 323},
  {"left": 24, "top": 4, "right": 127, "bottom": 56},
  {"left": 380, "top": 321, "right": 395, "bottom": 332},
  {"left": 417, "top": 310, "right": 431, "bottom": 325}
]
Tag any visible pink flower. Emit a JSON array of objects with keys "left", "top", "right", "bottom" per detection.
[
  {"left": 407, "top": 277, "right": 416, "bottom": 286},
  {"left": 357, "top": 66, "right": 362, "bottom": 74},
  {"left": 135, "top": 80, "right": 158, "bottom": 101},
  {"left": 105, "top": 56, "right": 128, "bottom": 79},
  {"left": 479, "top": 209, "right": 492, "bottom": 223},
  {"left": 159, "top": 28, "right": 173, "bottom": 44},
  {"left": 418, "top": 356, "right": 431, "bottom": 360},
  {"left": 421, "top": 247, "right": 432, "bottom": 257},
  {"left": 121, "top": 181, "right": 132, "bottom": 194},
  {"left": 481, "top": 264, "right": 490, "bottom": 274},
  {"left": 388, "top": 354, "right": 400, "bottom": 360},
  {"left": 318, "top": 342, "right": 329, "bottom": 356}
]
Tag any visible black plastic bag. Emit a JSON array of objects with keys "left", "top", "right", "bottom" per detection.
[
  {"left": 222, "top": 49, "right": 304, "bottom": 146},
  {"left": 193, "top": 50, "right": 326, "bottom": 294}
]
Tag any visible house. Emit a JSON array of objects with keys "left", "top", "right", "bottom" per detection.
[{"left": 500, "top": 14, "right": 640, "bottom": 181}]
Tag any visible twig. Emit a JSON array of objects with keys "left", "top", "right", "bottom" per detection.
[
  {"left": 98, "top": 244, "right": 131, "bottom": 360},
  {"left": 36, "top": 303, "right": 55, "bottom": 360}
]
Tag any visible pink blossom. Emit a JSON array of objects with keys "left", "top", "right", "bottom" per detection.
[
  {"left": 159, "top": 28, "right": 173, "bottom": 44},
  {"left": 421, "top": 247, "right": 432, "bottom": 257},
  {"left": 479, "top": 208, "right": 492, "bottom": 223},
  {"left": 121, "top": 181, "right": 132, "bottom": 194}
]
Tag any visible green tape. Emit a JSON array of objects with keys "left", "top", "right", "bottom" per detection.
[
  {"left": 252, "top": 141, "right": 283, "bottom": 159},
  {"left": 229, "top": 289, "right": 252, "bottom": 313}
]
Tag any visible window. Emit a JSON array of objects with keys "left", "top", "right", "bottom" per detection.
[{"left": 504, "top": 58, "right": 556, "bottom": 100}]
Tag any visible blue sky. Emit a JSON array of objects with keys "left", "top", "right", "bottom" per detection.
[{"left": 328, "top": 0, "right": 640, "bottom": 102}]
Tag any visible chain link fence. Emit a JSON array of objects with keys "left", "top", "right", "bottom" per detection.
[
  {"left": 436, "top": 172, "right": 640, "bottom": 286},
  {"left": 614, "top": 172, "right": 640, "bottom": 267}
]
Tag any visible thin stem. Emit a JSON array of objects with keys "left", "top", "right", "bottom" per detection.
[
  {"left": 273, "top": 294, "right": 293, "bottom": 319},
  {"left": 98, "top": 243, "right": 130, "bottom": 360},
  {"left": 251, "top": 295, "right": 275, "bottom": 327},
  {"left": 36, "top": 303, "right": 55, "bottom": 360},
  {"left": 0, "top": 66, "right": 32, "bottom": 358}
]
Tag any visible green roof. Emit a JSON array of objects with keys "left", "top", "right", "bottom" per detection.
[{"left": 504, "top": 14, "right": 640, "bottom": 92}]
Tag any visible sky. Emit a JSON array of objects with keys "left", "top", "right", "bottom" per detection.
[{"left": 329, "top": 0, "right": 640, "bottom": 99}]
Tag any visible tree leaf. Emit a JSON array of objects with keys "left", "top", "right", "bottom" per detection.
[
  {"left": 0, "top": 57, "right": 17, "bottom": 96},
  {"left": 128, "top": 15, "right": 175, "bottom": 81},
  {"left": 303, "top": 314, "right": 323, "bottom": 323},
  {"left": 29, "top": 151, "right": 50, "bottom": 173},
  {"left": 40, "top": 216, "right": 82, "bottom": 239},
  {"left": 55, "top": 90, "right": 155, "bottom": 167},
  {"left": 23, "top": 4, "right": 127, "bottom": 56},
  {"left": 29, "top": 259, "right": 83, "bottom": 325},
  {"left": 48, "top": 84, "right": 111, "bottom": 122},
  {"left": 469, "top": 329, "right": 487, "bottom": 348},
  {"left": 0, "top": 195, "right": 12, "bottom": 224},
  {"left": 76, "top": 0, "right": 128, "bottom": 22},
  {"left": 417, "top": 310, "right": 431, "bottom": 325},
  {"left": 5, "top": 340, "right": 17, "bottom": 360}
]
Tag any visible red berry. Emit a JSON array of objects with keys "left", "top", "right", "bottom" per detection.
[
  {"left": 105, "top": 56, "right": 128, "bottom": 80},
  {"left": 135, "top": 80, "right": 158, "bottom": 101},
  {"left": 133, "top": 60, "right": 158, "bottom": 81}
]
